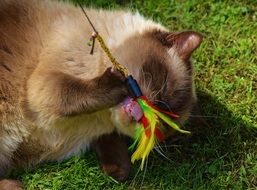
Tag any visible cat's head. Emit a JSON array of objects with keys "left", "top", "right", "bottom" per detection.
[{"left": 110, "top": 29, "right": 203, "bottom": 138}]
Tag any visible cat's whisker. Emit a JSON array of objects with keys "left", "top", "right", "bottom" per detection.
[
  {"left": 149, "top": 90, "right": 157, "bottom": 100},
  {"left": 146, "top": 74, "right": 153, "bottom": 93},
  {"left": 151, "top": 78, "right": 167, "bottom": 98},
  {"left": 130, "top": 163, "right": 142, "bottom": 187},
  {"left": 154, "top": 99, "right": 172, "bottom": 111},
  {"left": 154, "top": 144, "right": 173, "bottom": 163},
  {"left": 189, "top": 114, "right": 220, "bottom": 118},
  {"left": 174, "top": 86, "right": 192, "bottom": 92},
  {"left": 156, "top": 143, "right": 166, "bottom": 153},
  {"left": 151, "top": 59, "right": 168, "bottom": 99},
  {"left": 157, "top": 144, "right": 182, "bottom": 148},
  {"left": 140, "top": 69, "right": 153, "bottom": 95},
  {"left": 140, "top": 157, "right": 148, "bottom": 189},
  {"left": 162, "top": 140, "right": 169, "bottom": 152}
]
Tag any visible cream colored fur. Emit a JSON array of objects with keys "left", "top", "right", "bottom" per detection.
[
  {"left": 0, "top": 0, "right": 198, "bottom": 176},
  {"left": 25, "top": 2, "right": 168, "bottom": 161}
]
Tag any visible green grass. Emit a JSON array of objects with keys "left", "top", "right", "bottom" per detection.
[{"left": 13, "top": 0, "right": 257, "bottom": 189}]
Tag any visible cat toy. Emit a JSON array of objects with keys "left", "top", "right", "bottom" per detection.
[{"left": 79, "top": 5, "right": 190, "bottom": 170}]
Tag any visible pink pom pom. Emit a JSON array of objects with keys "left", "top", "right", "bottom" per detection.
[{"left": 122, "top": 97, "right": 143, "bottom": 121}]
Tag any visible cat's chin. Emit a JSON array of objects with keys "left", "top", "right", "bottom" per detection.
[{"left": 110, "top": 105, "right": 136, "bottom": 137}]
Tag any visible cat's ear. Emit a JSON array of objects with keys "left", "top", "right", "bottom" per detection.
[
  {"left": 166, "top": 31, "right": 203, "bottom": 60},
  {"left": 156, "top": 31, "right": 203, "bottom": 60}
]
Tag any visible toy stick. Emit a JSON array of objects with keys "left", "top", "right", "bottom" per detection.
[{"left": 79, "top": 4, "right": 190, "bottom": 170}]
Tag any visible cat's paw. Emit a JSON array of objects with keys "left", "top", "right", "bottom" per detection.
[
  {"left": 97, "top": 67, "right": 128, "bottom": 105},
  {"left": 110, "top": 67, "right": 126, "bottom": 82},
  {"left": 0, "top": 179, "right": 23, "bottom": 190},
  {"left": 98, "top": 67, "right": 126, "bottom": 87},
  {"left": 102, "top": 163, "right": 130, "bottom": 182}
]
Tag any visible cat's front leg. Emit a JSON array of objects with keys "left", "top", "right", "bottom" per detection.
[
  {"left": 25, "top": 67, "right": 128, "bottom": 119},
  {"left": 92, "top": 132, "right": 131, "bottom": 181}
]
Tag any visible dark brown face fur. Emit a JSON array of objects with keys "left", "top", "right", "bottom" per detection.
[
  {"left": 104, "top": 30, "right": 202, "bottom": 181},
  {"left": 111, "top": 29, "right": 202, "bottom": 139},
  {"left": 142, "top": 60, "right": 191, "bottom": 113}
]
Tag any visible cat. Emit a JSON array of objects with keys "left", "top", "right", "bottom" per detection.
[{"left": 0, "top": 0, "right": 202, "bottom": 188}]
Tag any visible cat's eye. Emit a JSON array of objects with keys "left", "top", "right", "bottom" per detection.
[{"left": 153, "top": 100, "right": 171, "bottom": 112}]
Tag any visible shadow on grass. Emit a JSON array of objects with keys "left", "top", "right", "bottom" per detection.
[{"left": 127, "top": 90, "right": 257, "bottom": 189}]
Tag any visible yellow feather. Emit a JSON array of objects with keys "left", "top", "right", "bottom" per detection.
[
  {"left": 131, "top": 98, "right": 190, "bottom": 170},
  {"left": 155, "top": 111, "right": 191, "bottom": 134},
  {"left": 131, "top": 127, "right": 149, "bottom": 169},
  {"left": 131, "top": 99, "right": 161, "bottom": 170}
]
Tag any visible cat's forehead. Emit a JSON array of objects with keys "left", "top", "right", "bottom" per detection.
[{"left": 115, "top": 31, "right": 187, "bottom": 76}]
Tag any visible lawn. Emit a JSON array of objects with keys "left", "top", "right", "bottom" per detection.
[{"left": 14, "top": 0, "right": 257, "bottom": 189}]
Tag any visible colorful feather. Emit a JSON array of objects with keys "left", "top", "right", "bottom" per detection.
[{"left": 130, "top": 96, "right": 191, "bottom": 170}]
